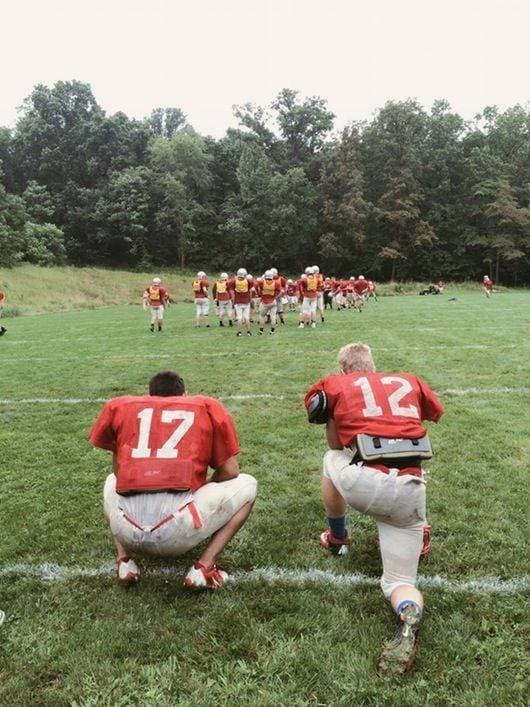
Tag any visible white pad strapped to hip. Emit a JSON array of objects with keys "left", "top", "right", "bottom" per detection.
[{"left": 355, "top": 434, "right": 433, "bottom": 462}]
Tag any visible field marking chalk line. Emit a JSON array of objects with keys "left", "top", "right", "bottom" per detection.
[
  {"left": 0, "top": 563, "right": 527, "bottom": 596},
  {"left": 0, "top": 388, "right": 525, "bottom": 406}
]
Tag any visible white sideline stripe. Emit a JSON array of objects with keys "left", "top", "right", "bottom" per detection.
[
  {"left": 0, "top": 563, "right": 527, "bottom": 595},
  {"left": 0, "top": 394, "right": 282, "bottom": 405},
  {"left": 443, "top": 387, "right": 529, "bottom": 395},
  {"left": 0, "top": 388, "right": 525, "bottom": 406}
]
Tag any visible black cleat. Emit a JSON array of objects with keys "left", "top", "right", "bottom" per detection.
[
  {"left": 0, "top": 326, "right": 6, "bottom": 336},
  {"left": 236, "top": 331, "right": 242, "bottom": 337},
  {"left": 150, "top": 324, "right": 155, "bottom": 332}
]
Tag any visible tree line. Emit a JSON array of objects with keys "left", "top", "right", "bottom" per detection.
[{"left": 1, "top": 80, "right": 529, "bottom": 283}]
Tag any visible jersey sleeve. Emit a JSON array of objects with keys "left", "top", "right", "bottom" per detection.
[
  {"left": 417, "top": 377, "right": 445, "bottom": 422},
  {"left": 305, "top": 377, "right": 337, "bottom": 415},
  {"left": 206, "top": 398, "right": 240, "bottom": 468},
  {"left": 89, "top": 401, "right": 117, "bottom": 452}
]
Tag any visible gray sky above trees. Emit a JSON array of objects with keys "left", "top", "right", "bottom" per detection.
[{"left": 1, "top": 0, "right": 529, "bottom": 136}]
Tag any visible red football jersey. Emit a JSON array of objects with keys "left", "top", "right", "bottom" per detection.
[
  {"left": 257, "top": 278, "right": 281, "bottom": 304},
  {"left": 228, "top": 277, "right": 254, "bottom": 304},
  {"left": 192, "top": 278, "right": 208, "bottom": 298},
  {"left": 89, "top": 395, "right": 239, "bottom": 493},
  {"left": 305, "top": 371, "right": 444, "bottom": 447},
  {"left": 144, "top": 285, "right": 168, "bottom": 307},
  {"left": 299, "top": 274, "right": 318, "bottom": 299},
  {"left": 353, "top": 279, "right": 369, "bottom": 294},
  {"left": 483, "top": 278, "right": 493, "bottom": 290}
]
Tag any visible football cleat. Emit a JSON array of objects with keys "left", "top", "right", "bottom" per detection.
[
  {"left": 311, "top": 322, "right": 316, "bottom": 328},
  {"left": 258, "top": 330, "right": 264, "bottom": 335},
  {"left": 150, "top": 324, "right": 155, "bottom": 332},
  {"left": 320, "top": 529, "right": 350, "bottom": 556},
  {"left": 246, "top": 331, "right": 252, "bottom": 336},
  {"left": 183, "top": 561, "right": 228, "bottom": 590},
  {"left": 298, "top": 322, "right": 304, "bottom": 328},
  {"left": 116, "top": 556, "right": 140, "bottom": 588},
  {"left": 420, "top": 523, "right": 432, "bottom": 558},
  {"left": 0, "top": 326, "right": 6, "bottom": 336},
  {"left": 237, "top": 331, "right": 242, "bottom": 337},
  {"left": 377, "top": 603, "right": 422, "bottom": 677}
]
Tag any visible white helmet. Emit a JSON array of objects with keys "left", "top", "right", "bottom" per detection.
[
  {"left": 237, "top": 268, "right": 247, "bottom": 277},
  {"left": 350, "top": 276, "right": 355, "bottom": 280},
  {"left": 197, "top": 271, "right": 206, "bottom": 278},
  {"left": 265, "top": 270, "right": 274, "bottom": 279},
  {"left": 287, "top": 278, "right": 293, "bottom": 284},
  {"left": 271, "top": 267, "right": 278, "bottom": 276},
  {"left": 247, "top": 274, "right": 253, "bottom": 280},
  {"left": 152, "top": 277, "right": 161, "bottom": 285},
  {"left": 220, "top": 272, "right": 228, "bottom": 280},
  {"left": 305, "top": 266, "right": 312, "bottom": 274},
  {"left": 325, "top": 277, "right": 330, "bottom": 281},
  {"left": 358, "top": 275, "right": 365, "bottom": 280},
  {"left": 483, "top": 275, "right": 489, "bottom": 280},
  {"left": 313, "top": 265, "right": 320, "bottom": 274}
]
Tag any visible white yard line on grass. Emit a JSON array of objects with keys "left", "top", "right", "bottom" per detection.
[
  {"left": 0, "top": 388, "right": 525, "bottom": 406},
  {"left": 0, "top": 394, "right": 282, "bottom": 404},
  {"left": 0, "top": 563, "right": 527, "bottom": 596}
]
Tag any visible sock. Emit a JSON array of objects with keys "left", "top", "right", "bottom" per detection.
[
  {"left": 327, "top": 515, "right": 347, "bottom": 540},
  {"left": 396, "top": 600, "right": 422, "bottom": 619},
  {"left": 270, "top": 327, "right": 275, "bottom": 333}
]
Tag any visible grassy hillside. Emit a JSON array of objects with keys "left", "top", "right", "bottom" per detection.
[{"left": 0, "top": 264, "right": 512, "bottom": 316}]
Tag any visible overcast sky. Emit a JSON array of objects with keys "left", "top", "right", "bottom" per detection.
[{"left": 1, "top": 0, "right": 528, "bottom": 137}]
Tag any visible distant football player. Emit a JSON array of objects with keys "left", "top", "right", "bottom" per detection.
[
  {"left": 228, "top": 268, "right": 254, "bottom": 336},
  {"left": 192, "top": 271, "right": 210, "bottom": 327},
  {"left": 483, "top": 275, "right": 494, "bottom": 297},
  {"left": 367, "top": 280, "right": 378, "bottom": 301},
  {"left": 305, "top": 343, "right": 444, "bottom": 676},
  {"left": 256, "top": 270, "right": 282, "bottom": 335},
  {"left": 0, "top": 289, "right": 6, "bottom": 336},
  {"left": 323, "top": 277, "right": 334, "bottom": 310},
  {"left": 353, "top": 275, "right": 369, "bottom": 312},
  {"left": 313, "top": 266, "right": 325, "bottom": 323},
  {"left": 89, "top": 370, "right": 257, "bottom": 589},
  {"left": 285, "top": 279, "right": 298, "bottom": 311},
  {"left": 271, "top": 268, "right": 286, "bottom": 325},
  {"left": 213, "top": 273, "right": 233, "bottom": 327},
  {"left": 298, "top": 267, "right": 319, "bottom": 328},
  {"left": 143, "top": 277, "right": 169, "bottom": 332}
]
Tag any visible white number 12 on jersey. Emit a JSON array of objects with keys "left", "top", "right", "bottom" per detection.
[
  {"left": 353, "top": 377, "right": 420, "bottom": 419},
  {"left": 131, "top": 409, "right": 195, "bottom": 458}
]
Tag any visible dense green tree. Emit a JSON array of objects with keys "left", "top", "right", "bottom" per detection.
[{"left": 0, "top": 80, "right": 529, "bottom": 281}]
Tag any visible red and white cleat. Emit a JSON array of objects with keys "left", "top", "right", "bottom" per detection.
[
  {"left": 183, "top": 561, "right": 229, "bottom": 590},
  {"left": 115, "top": 556, "right": 140, "bottom": 588},
  {"left": 320, "top": 529, "right": 350, "bottom": 556},
  {"left": 420, "top": 523, "right": 432, "bottom": 558}
]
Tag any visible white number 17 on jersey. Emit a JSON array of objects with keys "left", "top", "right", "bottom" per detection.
[{"left": 131, "top": 408, "right": 195, "bottom": 459}]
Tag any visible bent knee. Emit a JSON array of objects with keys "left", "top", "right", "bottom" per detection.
[
  {"left": 234, "top": 472, "right": 258, "bottom": 503},
  {"left": 380, "top": 576, "right": 417, "bottom": 600}
]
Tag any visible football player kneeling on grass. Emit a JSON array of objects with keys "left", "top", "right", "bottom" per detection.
[
  {"left": 305, "top": 343, "right": 444, "bottom": 676},
  {"left": 89, "top": 371, "right": 257, "bottom": 589}
]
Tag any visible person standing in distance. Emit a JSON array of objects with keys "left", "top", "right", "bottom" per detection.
[
  {"left": 142, "top": 277, "right": 169, "bottom": 332},
  {"left": 305, "top": 343, "right": 444, "bottom": 676},
  {"left": 192, "top": 271, "right": 210, "bottom": 327}
]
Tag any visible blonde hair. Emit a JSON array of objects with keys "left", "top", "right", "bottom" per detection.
[{"left": 337, "top": 342, "right": 376, "bottom": 373}]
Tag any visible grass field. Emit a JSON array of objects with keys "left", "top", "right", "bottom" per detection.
[{"left": 0, "top": 289, "right": 529, "bottom": 705}]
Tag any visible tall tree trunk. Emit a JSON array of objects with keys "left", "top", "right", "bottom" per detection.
[{"left": 495, "top": 252, "right": 500, "bottom": 284}]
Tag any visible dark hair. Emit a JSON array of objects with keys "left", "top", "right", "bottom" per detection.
[{"left": 149, "top": 371, "right": 185, "bottom": 397}]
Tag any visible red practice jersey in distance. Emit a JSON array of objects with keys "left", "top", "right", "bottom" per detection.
[
  {"left": 89, "top": 395, "right": 239, "bottom": 493},
  {"left": 257, "top": 278, "right": 282, "bottom": 304},
  {"left": 144, "top": 285, "right": 168, "bottom": 307},
  {"left": 192, "top": 278, "right": 209, "bottom": 298},
  {"left": 305, "top": 371, "right": 444, "bottom": 447}
]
